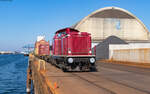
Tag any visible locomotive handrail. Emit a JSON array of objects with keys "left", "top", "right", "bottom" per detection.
[{"left": 52, "top": 55, "right": 96, "bottom": 57}]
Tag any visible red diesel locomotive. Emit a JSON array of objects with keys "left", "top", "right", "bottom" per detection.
[{"left": 51, "top": 28, "right": 96, "bottom": 71}]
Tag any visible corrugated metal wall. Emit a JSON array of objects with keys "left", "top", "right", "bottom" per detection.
[
  {"left": 111, "top": 48, "right": 150, "bottom": 63},
  {"left": 109, "top": 43, "right": 150, "bottom": 59}
]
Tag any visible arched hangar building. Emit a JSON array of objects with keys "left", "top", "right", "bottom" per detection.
[
  {"left": 72, "top": 7, "right": 150, "bottom": 44},
  {"left": 72, "top": 7, "right": 150, "bottom": 60}
]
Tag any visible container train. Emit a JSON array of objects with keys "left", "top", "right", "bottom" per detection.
[
  {"left": 34, "top": 28, "right": 96, "bottom": 72},
  {"left": 34, "top": 40, "right": 50, "bottom": 59}
]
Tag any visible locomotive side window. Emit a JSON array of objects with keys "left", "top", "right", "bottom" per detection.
[
  {"left": 57, "top": 33, "right": 61, "bottom": 37},
  {"left": 62, "top": 31, "right": 66, "bottom": 35}
]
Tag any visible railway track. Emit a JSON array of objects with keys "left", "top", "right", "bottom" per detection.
[
  {"left": 46, "top": 60, "right": 150, "bottom": 94},
  {"left": 97, "top": 62, "right": 150, "bottom": 76},
  {"left": 70, "top": 72, "right": 150, "bottom": 94},
  {"left": 88, "top": 72, "right": 150, "bottom": 94},
  {"left": 72, "top": 73, "right": 116, "bottom": 94}
]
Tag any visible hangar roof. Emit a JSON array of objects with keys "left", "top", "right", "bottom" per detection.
[{"left": 72, "top": 7, "right": 150, "bottom": 42}]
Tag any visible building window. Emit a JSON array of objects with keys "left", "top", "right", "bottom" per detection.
[{"left": 116, "top": 20, "right": 121, "bottom": 30}]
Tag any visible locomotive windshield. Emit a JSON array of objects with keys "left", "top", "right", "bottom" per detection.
[{"left": 57, "top": 31, "right": 67, "bottom": 37}]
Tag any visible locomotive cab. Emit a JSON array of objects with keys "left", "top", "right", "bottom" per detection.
[{"left": 52, "top": 28, "right": 96, "bottom": 71}]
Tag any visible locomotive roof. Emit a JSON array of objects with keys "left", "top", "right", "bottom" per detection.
[{"left": 55, "top": 28, "right": 79, "bottom": 34}]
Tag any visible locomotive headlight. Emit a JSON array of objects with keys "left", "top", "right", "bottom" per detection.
[
  {"left": 90, "top": 58, "right": 95, "bottom": 63},
  {"left": 68, "top": 58, "right": 73, "bottom": 63},
  {"left": 66, "top": 34, "right": 70, "bottom": 37},
  {"left": 68, "top": 50, "right": 71, "bottom": 54},
  {"left": 89, "top": 51, "right": 92, "bottom": 53}
]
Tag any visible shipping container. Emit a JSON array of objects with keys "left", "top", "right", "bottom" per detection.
[
  {"left": 34, "top": 40, "right": 50, "bottom": 56},
  {"left": 38, "top": 44, "right": 50, "bottom": 55}
]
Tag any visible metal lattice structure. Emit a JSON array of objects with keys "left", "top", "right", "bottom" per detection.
[{"left": 22, "top": 44, "right": 34, "bottom": 54}]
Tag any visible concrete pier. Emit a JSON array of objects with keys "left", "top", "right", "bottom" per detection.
[{"left": 27, "top": 54, "right": 150, "bottom": 94}]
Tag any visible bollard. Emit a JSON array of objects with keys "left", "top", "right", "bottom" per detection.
[{"left": 38, "top": 60, "right": 46, "bottom": 71}]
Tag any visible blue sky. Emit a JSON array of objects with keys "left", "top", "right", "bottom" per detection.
[{"left": 0, "top": 0, "right": 150, "bottom": 51}]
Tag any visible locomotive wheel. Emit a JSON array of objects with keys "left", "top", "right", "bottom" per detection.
[{"left": 62, "top": 67, "right": 68, "bottom": 72}]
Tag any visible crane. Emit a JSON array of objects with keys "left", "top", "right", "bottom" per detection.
[{"left": 22, "top": 44, "right": 34, "bottom": 55}]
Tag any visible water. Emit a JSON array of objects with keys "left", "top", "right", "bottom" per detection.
[{"left": 0, "top": 54, "right": 28, "bottom": 94}]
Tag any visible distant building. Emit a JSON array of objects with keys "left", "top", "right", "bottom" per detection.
[{"left": 0, "top": 51, "right": 14, "bottom": 54}]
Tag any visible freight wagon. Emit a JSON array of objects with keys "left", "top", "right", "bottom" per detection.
[
  {"left": 34, "top": 40, "right": 50, "bottom": 59},
  {"left": 51, "top": 28, "right": 96, "bottom": 71}
]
